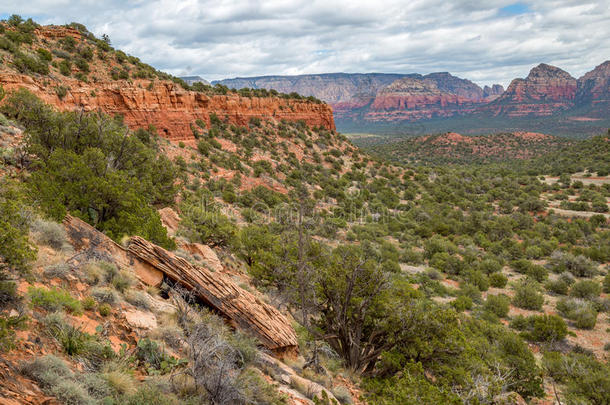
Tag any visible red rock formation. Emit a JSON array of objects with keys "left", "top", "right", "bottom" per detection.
[
  {"left": 483, "top": 84, "right": 504, "bottom": 101},
  {"left": 365, "top": 77, "right": 481, "bottom": 121},
  {"left": 0, "top": 73, "right": 335, "bottom": 141},
  {"left": 482, "top": 63, "right": 577, "bottom": 116},
  {"left": 575, "top": 60, "right": 610, "bottom": 117}
]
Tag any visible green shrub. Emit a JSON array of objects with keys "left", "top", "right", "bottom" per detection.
[
  {"left": 570, "top": 280, "right": 601, "bottom": 300},
  {"left": 556, "top": 298, "right": 598, "bottom": 329},
  {"left": 31, "top": 218, "right": 68, "bottom": 250},
  {"left": 36, "top": 48, "right": 52, "bottom": 61},
  {"left": 511, "top": 314, "right": 567, "bottom": 342},
  {"left": 489, "top": 272, "right": 508, "bottom": 288},
  {"left": 0, "top": 180, "right": 36, "bottom": 273},
  {"left": 544, "top": 279, "right": 569, "bottom": 295},
  {"left": 59, "top": 59, "right": 71, "bottom": 76},
  {"left": 450, "top": 295, "right": 473, "bottom": 312},
  {"left": 55, "top": 85, "right": 68, "bottom": 100},
  {"left": 82, "top": 296, "right": 96, "bottom": 311},
  {"left": 28, "top": 287, "right": 82, "bottom": 314},
  {"left": 1, "top": 90, "right": 177, "bottom": 249},
  {"left": 98, "top": 303, "right": 111, "bottom": 317},
  {"left": 543, "top": 351, "right": 610, "bottom": 404},
  {"left": 12, "top": 52, "right": 49, "bottom": 75},
  {"left": 484, "top": 294, "right": 510, "bottom": 318},
  {"left": 549, "top": 251, "right": 597, "bottom": 277},
  {"left": 0, "top": 314, "right": 27, "bottom": 351},
  {"left": 462, "top": 269, "right": 489, "bottom": 291},
  {"left": 512, "top": 280, "right": 544, "bottom": 310},
  {"left": 603, "top": 272, "right": 610, "bottom": 293}
]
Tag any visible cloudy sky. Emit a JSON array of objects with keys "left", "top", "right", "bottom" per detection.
[{"left": 1, "top": 0, "right": 609, "bottom": 87}]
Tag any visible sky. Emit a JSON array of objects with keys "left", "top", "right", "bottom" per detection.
[{"left": 1, "top": 0, "right": 609, "bottom": 87}]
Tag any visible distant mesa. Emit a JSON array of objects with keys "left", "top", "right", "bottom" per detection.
[
  {"left": 214, "top": 61, "right": 609, "bottom": 135},
  {"left": 180, "top": 75, "right": 211, "bottom": 86}
]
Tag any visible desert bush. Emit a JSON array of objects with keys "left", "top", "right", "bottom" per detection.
[
  {"left": 43, "top": 262, "right": 71, "bottom": 279},
  {"left": 28, "top": 287, "right": 82, "bottom": 314},
  {"left": 512, "top": 280, "right": 544, "bottom": 310},
  {"left": 90, "top": 287, "right": 119, "bottom": 305},
  {"left": 489, "top": 272, "right": 508, "bottom": 288},
  {"left": 484, "top": 294, "right": 510, "bottom": 318},
  {"left": 124, "top": 290, "right": 150, "bottom": 310},
  {"left": 12, "top": 52, "right": 49, "bottom": 75},
  {"left": 462, "top": 269, "right": 489, "bottom": 291},
  {"left": 450, "top": 295, "right": 473, "bottom": 312},
  {"left": 510, "top": 314, "right": 567, "bottom": 343},
  {"left": 98, "top": 303, "right": 112, "bottom": 317},
  {"left": 81, "top": 262, "right": 104, "bottom": 285},
  {"left": 544, "top": 279, "right": 569, "bottom": 295},
  {"left": 556, "top": 298, "right": 598, "bottom": 329},
  {"left": 0, "top": 280, "right": 19, "bottom": 309},
  {"left": 151, "top": 325, "right": 184, "bottom": 350},
  {"left": 543, "top": 351, "right": 610, "bottom": 404},
  {"left": 1, "top": 90, "right": 177, "bottom": 249},
  {"left": 103, "top": 370, "right": 136, "bottom": 397},
  {"left": 548, "top": 251, "right": 597, "bottom": 277},
  {"left": 0, "top": 314, "right": 27, "bottom": 351},
  {"left": 0, "top": 179, "right": 36, "bottom": 274},
  {"left": 570, "top": 280, "right": 601, "bottom": 300},
  {"left": 31, "top": 218, "right": 69, "bottom": 250},
  {"left": 21, "top": 355, "right": 73, "bottom": 388},
  {"left": 81, "top": 296, "right": 96, "bottom": 311},
  {"left": 603, "top": 272, "right": 610, "bottom": 293}
]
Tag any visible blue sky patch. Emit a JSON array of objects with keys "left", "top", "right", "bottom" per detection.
[{"left": 499, "top": 2, "right": 531, "bottom": 16}]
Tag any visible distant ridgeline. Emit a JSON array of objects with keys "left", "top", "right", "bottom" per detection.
[{"left": 216, "top": 62, "right": 610, "bottom": 137}]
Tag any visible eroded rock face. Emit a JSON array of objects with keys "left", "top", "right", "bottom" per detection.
[
  {"left": 0, "top": 73, "right": 335, "bottom": 141},
  {"left": 483, "top": 63, "right": 577, "bottom": 116},
  {"left": 575, "top": 60, "right": 610, "bottom": 116},
  {"left": 366, "top": 76, "right": 482, "bottom": 121}
]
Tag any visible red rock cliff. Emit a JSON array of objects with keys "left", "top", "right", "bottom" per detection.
[
  {"left": 481, "top": 63, "right": 577, "bottom": 117},
  {"left": 0, "top": 73, "right": 335, "bottom": 141}
]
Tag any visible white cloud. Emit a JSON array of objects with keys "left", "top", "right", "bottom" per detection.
[{"left": 1, "top": 0, "right": 609, "bottom": 86}]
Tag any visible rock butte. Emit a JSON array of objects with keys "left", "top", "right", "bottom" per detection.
[{"left": 0, "top": 73, "right": 335, "bottom": 142}]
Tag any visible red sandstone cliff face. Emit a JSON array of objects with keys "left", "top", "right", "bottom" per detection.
[
  {"left": 0, "top": 73, "right": 335, "bottom": 141},
  {"left": 481, "top": 64, "right": 577, "bottom": 117},
  {"left": 364, "top": 77, "right": 481, "bottom": 121},
  {"left": 575, "top": 61, "right": 610, "bottom": 117}
]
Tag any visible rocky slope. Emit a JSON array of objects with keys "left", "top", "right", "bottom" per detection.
[{"left": 0, "top": 25, "right": 335, "bottom": 142}]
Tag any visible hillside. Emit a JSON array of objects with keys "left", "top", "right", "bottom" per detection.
[
  {"left": 359, "top": 131, "right": 573, "bottom": 165},
  {"left": 0, "top": 16, "right": 609, "bottom": 405},
  {"left": 0, "top": 21, "right": 335, "bottom": 142}
]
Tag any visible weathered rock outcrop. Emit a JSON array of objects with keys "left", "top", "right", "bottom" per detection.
[
  {"left": 0, "top": 73, "right": 335, "bottom": 141},
  {"left": 62, "top": 215, "right": 298, "bottom": 353},
  {"left": 482, "top": 63, "right": 577, "bottom": 116},
  {"left": 128, "top": 236, "right": 298, "bottom": 353}
]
